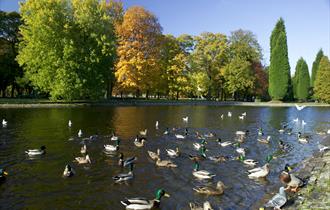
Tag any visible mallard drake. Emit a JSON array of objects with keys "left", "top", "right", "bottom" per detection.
[
  {"left": 189, "top": 147, "right": 207, "bottom": 161},
  {"left": 68, "top": 120, "right": 72, "bottom": 127},
  {"left": 235, "top": 144, "right": 246, "bottom": 156},
  {"left": 148, "top": 149, "right": 160, "bottom": 160},
  {"left": 0, "top": 168, "right": 8, "bottom": 181},
  {"left": 239, "top": 155, "right": 258, "bottom": 166},
  {"left": 25, "top": 146, "right": 46, "bottom": 156},
  {"left": 297, "top": 132, "right": 309, "bottom": 143},
  {"left": 121, "top": 189, "right": 170, "bottom": 210},
  {"left": 80, "top": 144, "right": 87, "bottom": 154},
  {"left": 113, "top": 163, "right": 134, "bottom": 183},
  {"left": 248, "top": 163, "right": 270, "bottom": 179},
  {"left": 208, "top": 155, "right": 227, "bottom": 163},
  {"left": 183, "top": 116, "right": 189, "bottom": 122},
  {"left": 140, "top": 129, "right": 147, "bottom": 136},
  {"left": 166, "top": 148, "right": 180, "bottom": 158},
  {"left": 134, "top": 139, "right": 146, "bottom": 147},
  {"left": 75, "top": 154, "right": 91, "bottom": 164},
  {"left": 193, "top": 140, "right": 207, "bottom": 151},
  {"left": 193, "top": 181, "right": 226, "bottom": 195},
  {"left": 78, "top": 129, "right": 83, "bottom": 137},
  {"left": 63, "top": 164, "right": 75, "bottom": 177},
  {"left": 189, "top": 201, "right": 214, "bottom": 210},
  {"left": 118, "top": 153, "right": 137, "bottom": 167},
  {"left": 217, "top": 138, "right": 232, "bottom": 147},
  {"left": 192, "top": 162, "right": 215, "bottom": 180},
  {"left": 278, "top": 140, "right": 291, "bottom": 151},
  {"left": 258, "top": 136, "right": 271, "bottom": 144},
  {"left": 104, "top": 139, "right": 120, "bottom": 152},
  {"left": 264, "top": 187, "right": 287, "bottom": 209},
  {"left": 155, "top": 157, "right": 177, "bottom": 168},
  {"left": 2, "top": 119, "right": 8, "bottom": 126}
]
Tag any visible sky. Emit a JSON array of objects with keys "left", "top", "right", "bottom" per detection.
[{"left": 1, "top": 0, "right": 329, "bottom": 74}]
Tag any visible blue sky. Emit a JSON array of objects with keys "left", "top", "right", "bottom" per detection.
[{"left": 1, "top": 0, "right": 329, "bottom": 74}]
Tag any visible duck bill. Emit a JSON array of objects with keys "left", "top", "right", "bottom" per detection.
[
  {"left": 4, "top": 171, "right": 8, "bottom": 176},
  {"left": 164, "top": 193, "right": 170, "bottom": 197},
  {"left": 287, "top": 166, "right": 292, "bottom": 171}
]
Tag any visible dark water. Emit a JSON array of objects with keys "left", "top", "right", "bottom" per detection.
[{"left": 0, "top": 106, "right": 329, "bottom": 210}]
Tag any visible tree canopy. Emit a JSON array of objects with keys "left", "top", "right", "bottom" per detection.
[{"left": 314, "top": 56, "right": 330, "bottom": 103}]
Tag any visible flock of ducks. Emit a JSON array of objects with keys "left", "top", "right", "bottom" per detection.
[{"left": 1, "top": 104, "right": 330, "bottom": 210}]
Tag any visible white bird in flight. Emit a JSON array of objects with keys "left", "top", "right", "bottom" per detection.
[
  {"left": 295, "top": 104, "right": 306, "bottom": 111},
  {"left": 183, "top": 116, "right": 188, "bottom": 123},
  {"left": 2, "top": 119, "right": 7, "bottom": 127}
]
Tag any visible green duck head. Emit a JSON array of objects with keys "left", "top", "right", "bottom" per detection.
[
  {"left": 284, "top": 164, "right": 292, "bottom": 172},
  {"left": 155, "top": 189, "right": 170, "bottom": 200},
  {"left": 193, "top": 162, "right": 200, "bottom": 171},
  {"left": 266, "top": 155, "right": 273, "bottom": 163},
  {"left": 0, "top": 168, "right": 8, "bottom": 176},
  {"left": 239, "top": 155, "right": 246, "bottom": 161}
]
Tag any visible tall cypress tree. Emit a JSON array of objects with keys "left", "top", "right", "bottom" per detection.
[
  {"left": 292, "top": 59, "right": 302, "bottom": 99},
  {"left": 269, "top": 18, "right": 291, "bottom": 101},
  {"left": 314, "top": 56, "right": 330, "bottom": 103},
  {"left": 311, "top": 49, "right": 324, "bottom": 87},
  {"left": 295, "top": 58, "right": 310, "bottom": 101}
]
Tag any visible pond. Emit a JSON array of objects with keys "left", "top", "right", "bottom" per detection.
[{"left": 0, "top": 105, "right": 329, "bottom": 209}]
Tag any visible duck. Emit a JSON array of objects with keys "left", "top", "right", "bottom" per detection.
[
  {"left": 189, "top": 147, "right": 207, "bottom": 161},
  {"left": 239, "top": 115, "right": 244, "bottom": 120},
  {"left": 318, "top": 144, "right": 330, "bottom": 152},
  {"left": 183, "top": 116, "right": 189, "bottom": 123},
  {"left": 278, "top": 140, "right": 291, "bottom": 151},
  {"left": 189, "top": 201, "right": 214, "bottom": 210},
  {"left": 228, "top": 112, "right": 232, "bottom": 117},
  {"left": 193, "top": 181, "right": 226, "bottom": 195},
  {"left": 104, "top": 139, "right": 120, "bottom": 152},
  {"left": 297, "top": 132, "right": 309, "bottom": 143},
  {"left": 155, "top": 157, "right": 177, "bottom": 168},
  {"left": 75, "top": 154, "right": 91, "bottom": 164},
  {"left": 327, "top": 129, "right": 330, "bottom": 134},
  {"left": 25, "top": 146, "right": 46, "bottom": 156},
  {"left": 192, "top": 162, "right": 215, "bottom": 180},
  {"left": 258, "top": 136, "right": 271, "bottom": 144},
  {"left": 78, "top": 129, "right": 83, "bottom": 137},
  {"left": 121, "top": 189, "right": 170, "bottom": 210},
  {"left": 293, "top": 117, "right": 299, "bottom": 123},
  {"left": 279, "top": 164, "right": 304, "bottom": 193},
  {"left": 166, "top": 147, "right": 180, "bottom": 158},
  {"left": 239, "top": 155, "right": 258, "bottom": 166},
  {"left": 235, "top": 144, "right": 246, "bottom": 156},
  {"left": 217, "top": 138, "right": 232, "bottom": 147},
  {"left": 163, "top": 128, "right": 169, "bottom": 135},
  {"left": 134, "top": 138, "right": 147, "bottom": 147},
  {"left": 118, "top": 153, "right": 137, "bottom": 167},
  {"left": 248, "top": 163, "right": 270, "bottom": 179},
  {"left": 80, "top": 144, "right": 87, "bottom": 154},
  {"left": 264, "top": 187, "right": 287, "bottom": 209},
  {"left": 242, "top": 112, "right": 247, "bottom": 116},
  {"left": 148, "top": 149, "right": 160, "bottom": 160},
  {"left": 68, "top": 120, "right": 72, "bottom": 127},
  {"left": 258, "top": 128, "right": 264, "bottom": 136},
  {"left": 140, "top": 129, "right": 147, "bottom": 136},
  {"left": 0, "top": 168, "right": 8, "bottom": 181},
  {"left": 193, "top": 140, "right": 207, "bottom": 151},
  {"left": 295, "top": 104, "right": 306, "bottom": 111},
  {"left": 111, "top": 133, "right": 119, "bottom": 141},
  {"left": 208, "top": 155, "right": 227, "bottom": 163},
  {"left": 63, "top": 164, "right": 75, "bottom": 177},
  {"left": 302, "top": 120, "right": 307, "bottom": 126},
  {"left": 2, "top": 119, "right": 7, "bottom": 127},
  {"left": 113, "top": 163, "right": 134, "bottom": 183},
  {"left": 236, "top": 130, "right": 249, "bottom": 136},
  {"left": 203, "top": 133, "right": 215, "bottom": 138},
  {"left": 220, "top": 114, "right": 224, "bottom": 119},
  {"left": 155, "top": 121, "right": 159, "bottom": 129},
  {"left": 175, "top": 134, "right": 186, "bottom": 139}
]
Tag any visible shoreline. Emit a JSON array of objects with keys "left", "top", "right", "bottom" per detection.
[{"left": 0, "top": 99, "right": 330, "bottom": 108}]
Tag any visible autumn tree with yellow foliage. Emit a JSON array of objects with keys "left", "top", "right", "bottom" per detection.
[{"left": 115, "top": 6, "right": 162, "bottom": 98}]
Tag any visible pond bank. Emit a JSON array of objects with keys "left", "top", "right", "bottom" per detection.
[{"left": 0, "top": 99, "right": 329, "bottom": 108}]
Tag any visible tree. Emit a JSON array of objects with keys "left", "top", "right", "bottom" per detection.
[
  {"left": 0, "top": 11, "right": 22, "bottom": 97},
  {"left": 314, "top": 56, "right": 330, "bottom": 103},
  {"left": 294, "top": 58, "right": 310, "bottom": 101},
  {"left": 268, "top": 18, "right": 291, "bottom": 101},
  {"left": 253, "top": 62, "right": 269, "bottom": 100},
  {"left": 17, "top": 0, "right": 118, "bottom": 100},
  {"left": 223, "top": 57, "right": 255, "bottom": 100},
  {"left": 311, "top": 49, "right": 324, "bottom": 87},
  {"left": 115, "top": 6, "right": 162, "bottom": 98},
  {"left": 190, "top": 32, "right": 228, "bottom": 99}
]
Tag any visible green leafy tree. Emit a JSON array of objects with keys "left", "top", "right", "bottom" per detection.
[
  {"left": 294, "top": 58, "right": 310, "bottom": 101},
  {"left": 314, "top": 56, "right": 330, "bottom": 103},
  {"left": 311, "top": 49, "right": 324, "bottom": 87},
  {"left": 268, "top": 18, "right": 291, "bottom": 101},
  {"left": 17, "top": 0, "right": 118, "bottom": 100}
]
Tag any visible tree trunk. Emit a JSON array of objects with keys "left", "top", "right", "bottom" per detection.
[{"left": 146, "top": 90, "right": 149, "bottom": 99}]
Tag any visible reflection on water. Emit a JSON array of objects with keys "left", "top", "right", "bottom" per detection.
[{"left": 0, "top": 106, "right": 329, "bottom": 209}]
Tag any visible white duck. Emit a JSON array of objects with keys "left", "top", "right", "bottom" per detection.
[
  {"left": 25, "top": 146, "right": 46, "bottom": 156},
  {"left": 148, "top": 149, "right": 160, "bottom": 160},
  {"left": 80, "top": 144, "right": 87, "bottom": 154},
  {"left": 111, "top": 133, "right": 119, "bottom": 141},
  {"left": 68, "top": 120, "right": 72, "bottom": 127},
  {"left": 264, "top": 186, "right": 287, "bottom": 209},
  {"left": 78, "top": 129, "right": 83, "bottom": 137},
  {"left": 2, "top": 119, "right": 7, "bottom": 127},
  {"left": 140, "top": 129, "right": 147, "bottom": 136},
  {"left": 134, "top": 138, "right": 147, "bottom": 147},
  {"left": 248, "top": 163, "right": 270, "bottom": 179},
  {"left": 175, "top": 134, "right": 186, "bottom": 139},
  {"left": 75, "top": 154, "right": 91, "bottom": 164},
  {"left": 192, "top": 162, "right": 215, "bottom": 180},
  {"left": 183, "top": 116, "right": 189, "bottom": 123},
  {"left": 239, "top": 115, "right": 244, "bottom": 120},
  {"left": 63, "top": 164, "right": 75, "bottom": 177},
  {"left": 166, "top": 148, "right": 180, "bottom": 158},
  {"left": 228, "top": 112, "right": 232, "bottom": 117},
  {"left": 155, "top": 121, "right": 159, "bottom": 129}
]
